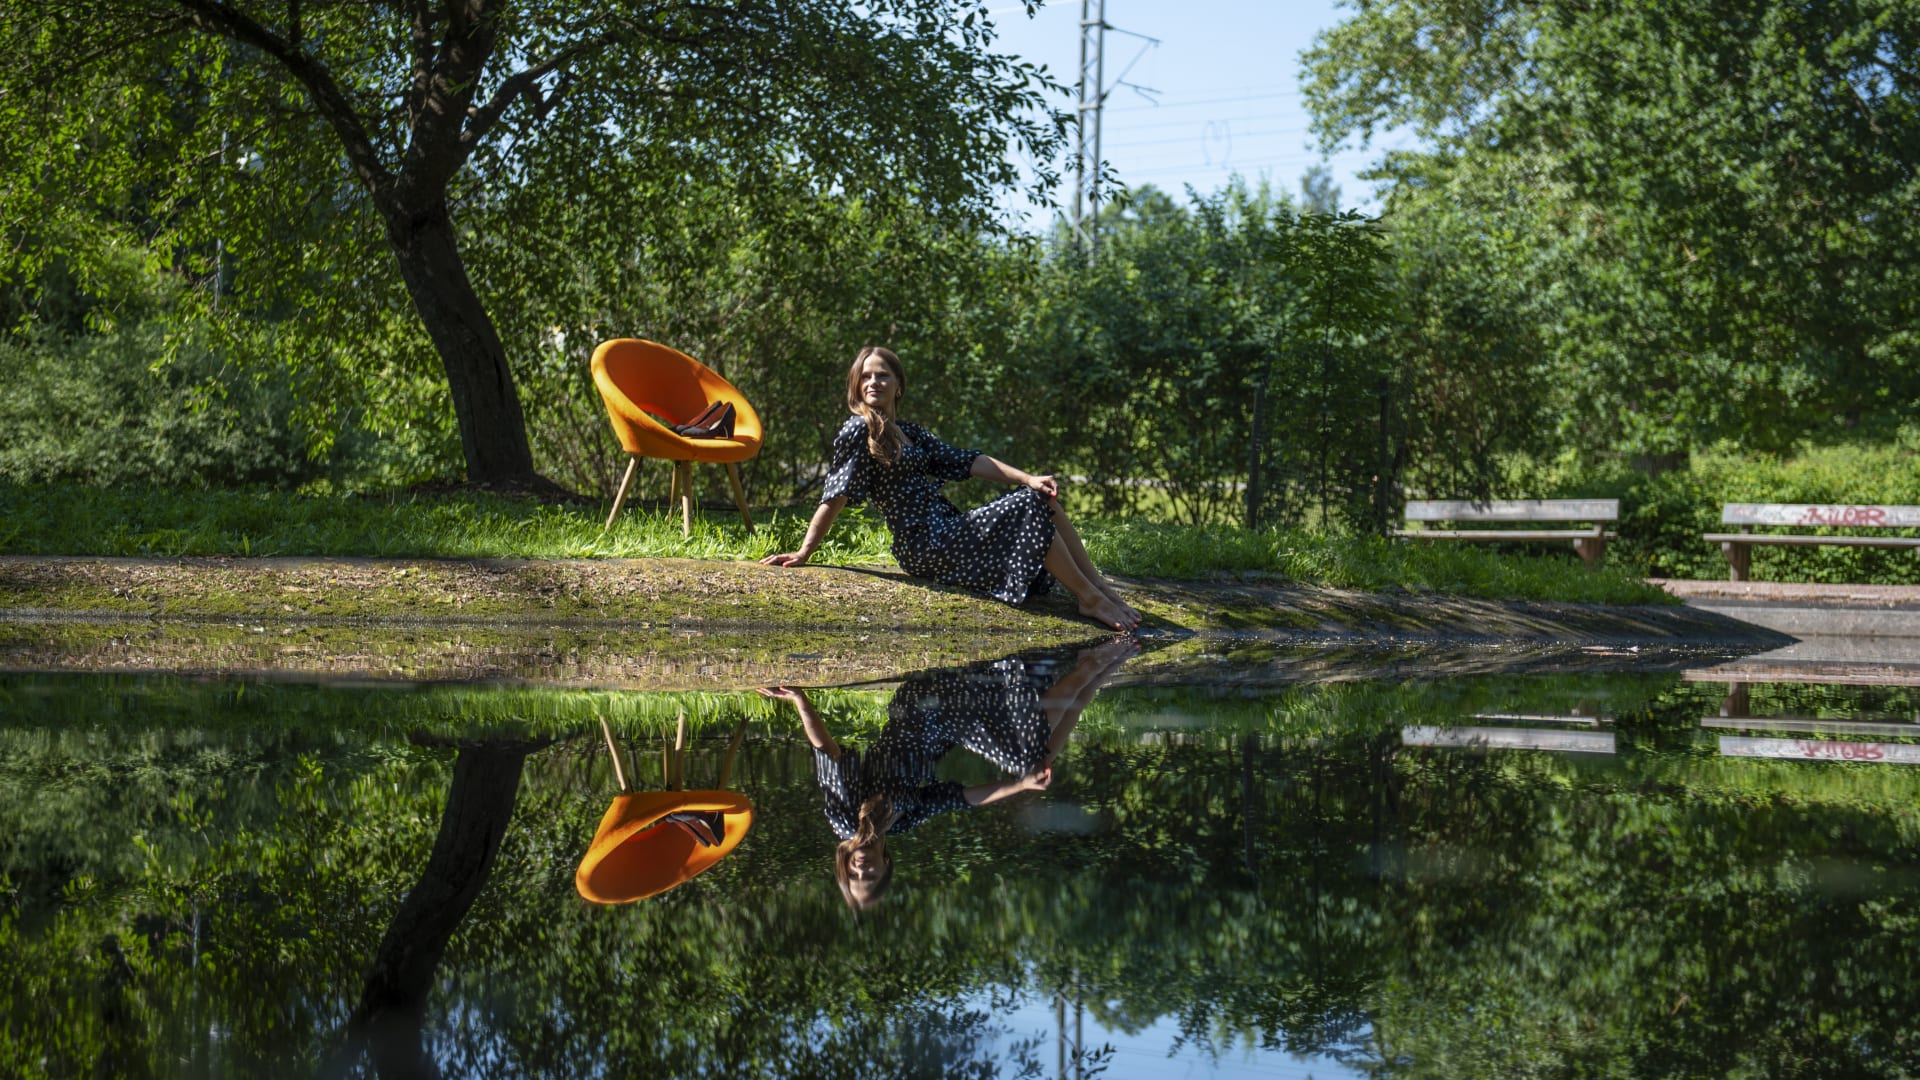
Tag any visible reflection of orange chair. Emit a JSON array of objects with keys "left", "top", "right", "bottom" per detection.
[
  {"left": 590, "top": 338, "right": 762, "bottom": 536},
  {"left": 576, "top": 713, "right": 753, "bottom": 904}
]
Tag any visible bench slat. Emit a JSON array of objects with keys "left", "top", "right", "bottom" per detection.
[
  {"left": 1722, "top": 503, "right": 1920, "bottom": 528},
  {"left": 1705, "top": 718, "right": 1920, "bottom": 738},
  {"left": 1395, "top": 529, "right": 1612, "bottom": 541},
  {"left": 1405, "top": 499, "right": 1618, "bottom": 523},
  {"left": 1704, "top": 534, "right": 1920, "bottom": 549}
]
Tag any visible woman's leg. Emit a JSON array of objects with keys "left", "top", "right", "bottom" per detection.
[
  {"left": 1044, "top": 537, "right": 1136, "bottom": 630},
  {"left": 1041, "top": 638, "right": 1139, "bottom": 754},
  {"left": 1049, "top": 501, "right": 1140, "bottom": 621}
]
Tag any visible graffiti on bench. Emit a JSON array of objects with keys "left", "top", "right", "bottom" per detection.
[
  {"left": 1720, "top": 735, "right": 1920, "bottom": 764},
  {"left": 1797, "top": 506, "right": 1889, "bottom": 527},
  {"left": 1722, "top": 503, "right": 1920, "bottom": 528}
]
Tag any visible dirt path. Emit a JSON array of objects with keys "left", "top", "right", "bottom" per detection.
[{"left": 0, "top": 555, "right": 1790, "bottom": 688}]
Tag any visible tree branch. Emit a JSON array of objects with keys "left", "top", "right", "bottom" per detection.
[
  {"left": 396, "top": 0, "right": 499, "bottom": 194},
  {"left": 408, "top": 0, "right": 433, "bottom": 126},
  {"left": 463, "top": 29, "right": 627, "bottom": 147},
  {"left": 172, "top": 0, "right": 390, "bottom": 188}
]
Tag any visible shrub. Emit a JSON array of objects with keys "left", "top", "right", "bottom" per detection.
[
  {"left": 0, "top": 323, "right": 326, "bottom": 489},
  {"left": 1566, "top": 440, "right": 1920, "bottom": 584}
]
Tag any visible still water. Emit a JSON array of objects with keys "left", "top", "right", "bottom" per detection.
[{"left": 4, "top": 640, "right": 1920, "bottom": 1078}]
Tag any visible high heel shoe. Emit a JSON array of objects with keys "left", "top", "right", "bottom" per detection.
[
  {"left": 671, "top": 400, "right": 728, "bottom": 436},
  {"left": 677, "top": 402, "right": 735, "bottom": 439},
  {"left": 663, "top": 809, "right": 725, "bottom": 846}
]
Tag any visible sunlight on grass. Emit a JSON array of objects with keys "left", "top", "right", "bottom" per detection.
[{"left": 0, "top": 484, "right": 1669, "bottom": 604}]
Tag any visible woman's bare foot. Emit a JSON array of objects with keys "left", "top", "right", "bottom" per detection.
[
  {"left": 1098, "top": 581, "right": 1142, "bottom": 624},
  {"left": 1078, "top": 593, "right": 1137, "bottom": 631}
]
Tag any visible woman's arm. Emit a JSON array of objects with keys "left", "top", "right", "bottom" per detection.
[
  {"left": 755, "top": 686, "right": 841, "bottom": 759},
  {"left": 962, "top": 766, "right": 1051, "bottom": 806},
  {"left": 760, "top": 496, "right": 847, "bottom": 567},
  {"left": 970, "top": 455, "right": 1059, "bottom": 500}
]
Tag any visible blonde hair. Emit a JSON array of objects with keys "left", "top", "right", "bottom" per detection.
[
  {"left": 846, "top": 346, "right": 906, "bottom": 464},
  {"left": 833, "top": 793, "right": 896, "bottom": 911}
]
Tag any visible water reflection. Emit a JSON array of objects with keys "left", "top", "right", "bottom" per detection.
[
  {"left": 575, "top": 716, "right": 753, "bottom": 904},
  {"left": 759, "top": 638, "right": 1137, "bottom": 909},
  {"left": 7, "top": 654, "right": 1920, "bottom": 1076},
  {"left": 1696, "top": 669, "right": 1920, "bottom": 762},
  {"left": 337, "top": 739, "right": 541, "bottom": 1079}
]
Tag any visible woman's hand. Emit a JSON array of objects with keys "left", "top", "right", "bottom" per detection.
[
  {"left": 1022, "top": 473, "right": 1060, "bottom": 500},
  {"left": 761, "top": 499, "right": 842, "bottom": 568},
  {"left": 754, "top": 686, "right": 809, "bottom": 707},
  {"left": 1016, "top": 765, "right": 1053, "bottom": 792}
]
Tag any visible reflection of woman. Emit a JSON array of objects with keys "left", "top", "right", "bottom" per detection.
[
  {"left": 758, "top": 639, "right": 1136, "bottom": 910},
  {"left": 760, "top": 346, "right": 1139, "bottom": 631}
]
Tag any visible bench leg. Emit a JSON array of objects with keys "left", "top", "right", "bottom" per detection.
[
  {"left": 1721, "top": 683, "right": 1749, "bottom": 719},
  {"left": 1720, "top": 540, "right": 1751, "bottom": 582},
  {"left": 1572, "top": 537, "right": 1606, "bottom": 568}
]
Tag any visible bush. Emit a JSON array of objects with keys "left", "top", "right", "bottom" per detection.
[
  {"left": 0, "top": 323, "right": 327, "bottom": 489},
  {"left": 1562, "top": 440, "right": 1920, "bottom": 584}
]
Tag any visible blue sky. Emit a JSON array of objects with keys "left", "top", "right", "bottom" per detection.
[{"left": 981, "top": 0, "right": 1418, "bottom": 228}]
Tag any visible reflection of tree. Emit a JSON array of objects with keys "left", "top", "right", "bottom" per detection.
[
  {"left": 339, "top": 740, "right": 541, "bottom": 1079},
  {"left": 8, "top": 675, "right": 1920, "bottom": 1075}
]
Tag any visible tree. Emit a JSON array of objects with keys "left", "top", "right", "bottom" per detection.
[
  {"left": 1025, "top": 182, "right": 1392, "bottom": 528},
  {"left": 1304, "top": 0, "right": 1920, "bottom": 461},
  {"left": 0, "top": 1, "right": 1064, "bottom": 487}
]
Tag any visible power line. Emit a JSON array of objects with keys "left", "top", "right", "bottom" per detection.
[
  {"left": 1106, "top": 110, "right": 1307, "bottom": 135},
  {"left": 1107, "top": 88, "right": 1304, "bottom": 112},
  {"left": 1105, "top": 125, "right": 1312, "bottom": 151}
]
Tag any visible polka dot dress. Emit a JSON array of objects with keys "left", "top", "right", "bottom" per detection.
[
  {"left": 821, "top": 415, "right": 1056, "bottom": 604},
  {"left": 813, "top": 656, "right": 1060, "bottom": 840}
]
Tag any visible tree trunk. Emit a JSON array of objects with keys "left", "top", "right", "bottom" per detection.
[
  {"left": 344, "top": 743, "right": 532, "bottom": 1079},
  {"left": 380, "top": 197, "right": 538, "bottom": 486}
]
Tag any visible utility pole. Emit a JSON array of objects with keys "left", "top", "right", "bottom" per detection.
[
  {"left": 1070, "top": 0, "right": 1106, "bottom": 254},
  {"left": 1071, "top": 2, "right": 1159, "bottom": 255}
]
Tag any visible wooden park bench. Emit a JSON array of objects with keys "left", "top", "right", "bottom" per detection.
[
  {"left": 1704, "top": 503, "right": 1920, "bottom": 582},
  {"left": 1393, "top": 499, "right": 1620, "bottom": 567}
]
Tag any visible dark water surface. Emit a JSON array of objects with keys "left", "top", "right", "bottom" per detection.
[{"left": 5, "top": 642, "right": 1920, "bottom": 1078}]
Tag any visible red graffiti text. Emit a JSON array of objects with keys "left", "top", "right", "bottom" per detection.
[
  {"left": 1797, "top": 506, "right": 1889, "bottom": 526},
  {"left": 1795, "top": 740, "right": 1886, "bottom": 761}
]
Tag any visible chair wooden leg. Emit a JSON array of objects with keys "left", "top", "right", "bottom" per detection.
[
  {"left": 604, "top": 455, "right": 640, "bottom": 529},
  {"left": 719, "top": 719, "right": 747, "bottom": 789},
  {"left": 666, "top": 459, "right": 680, "bottom": 508},
  {"left": 725, "top": 462, "right": 753, "bottom": 532},
  {"left": 668, "top": 710, "right": 688, "bottom": 789},
  {"left": 677, "top": 461, "right": 694, "bottom": 536},
  {"left": 598, "top": 716, "right": 629, "bottom": 792}
]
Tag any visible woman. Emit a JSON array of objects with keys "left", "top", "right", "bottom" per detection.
[
  {"left": 758, "top": 638, "right": 1136, "bottom": 910},
  {"left": 761, "top": 346, "right": 1140, "bottom": 631}
]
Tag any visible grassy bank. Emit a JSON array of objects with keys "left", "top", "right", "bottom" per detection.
[{"left": 1, "top": 484, "right": 1671, "bottom": 605}]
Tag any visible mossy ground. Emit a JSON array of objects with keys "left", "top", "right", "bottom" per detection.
[{"left": 0, "top": 555, "right": 1785, "bottom": 687}]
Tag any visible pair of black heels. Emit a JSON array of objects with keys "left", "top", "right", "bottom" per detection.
[
  {"left": 662, "top": 810, "right": 727, "bottom": 847},
  {"left": 671, "top": 400, "right": 735, "bottom": 439}
]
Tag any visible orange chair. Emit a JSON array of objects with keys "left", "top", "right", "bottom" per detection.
[
  {"left": 590, "top": 339, "right": 762, "bottom": 535},
  {"left": 576, "top": 713, "right": 754, "bottom": 905}
]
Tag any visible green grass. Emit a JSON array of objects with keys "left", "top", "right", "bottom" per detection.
[{"left": 0, "top": 483, "right": 1671, "bottom": 604}]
